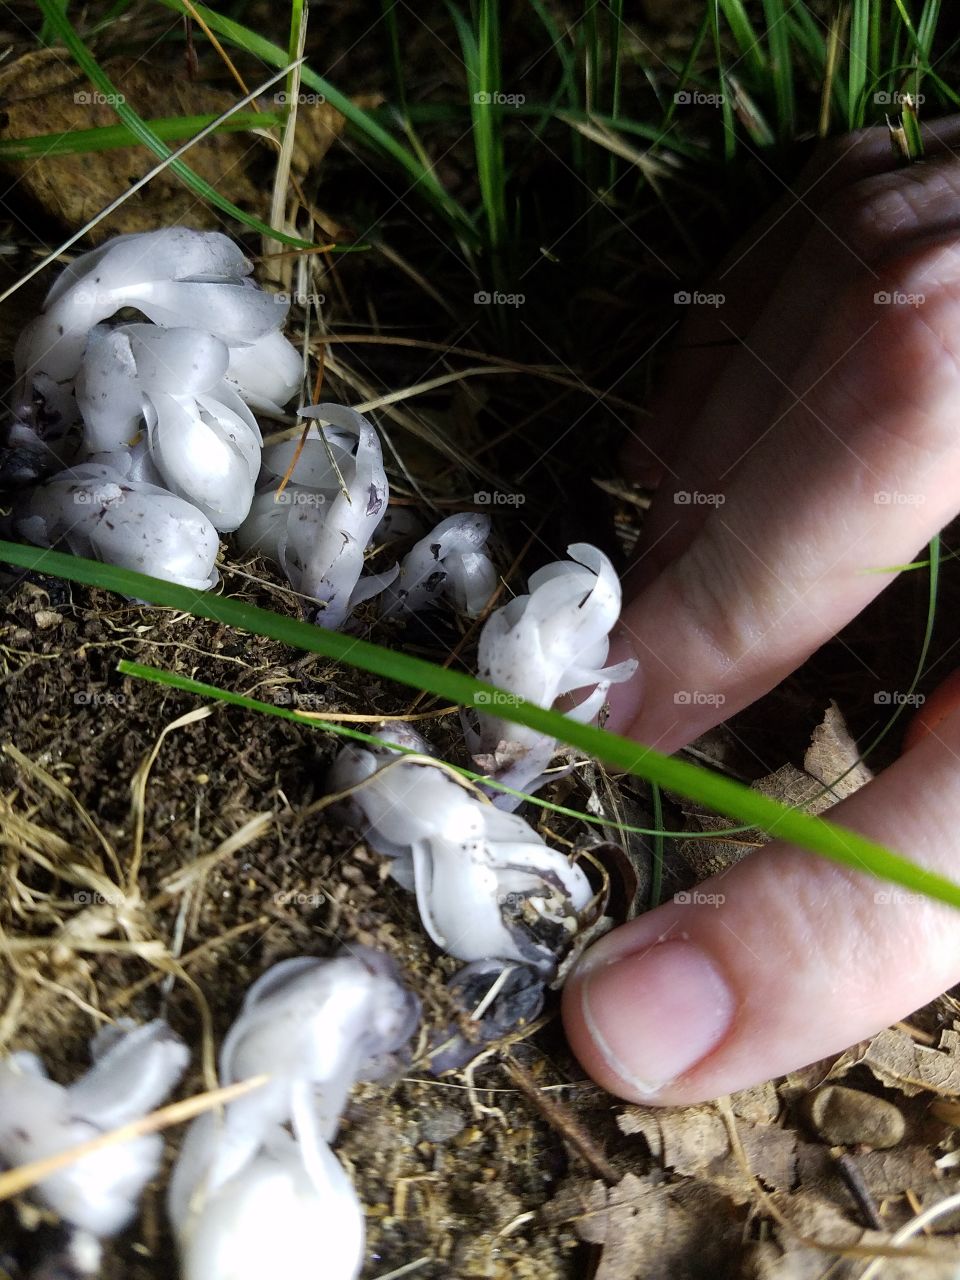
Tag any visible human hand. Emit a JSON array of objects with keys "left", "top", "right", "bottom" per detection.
[{"left": 563, "top": 118, "right": 960, "bottom": 1104}]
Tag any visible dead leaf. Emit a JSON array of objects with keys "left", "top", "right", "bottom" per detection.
[
  {"left": 803, "top": 701, "right": 874, "bottom": 798},
  {"left": 0, "top": 52, "right": 350, "bottom": 243},
  {"left": 677, "top": 704, "right": 872, "bottom": 881},
  {"left": 849, "top": 1028, "right": 960, "bottom": 1098},
  {"left": 545, "top": 1173, "right": 741, "bottom": 1280},
  {"left": 617, "top": 1103, "right": 801, "bottom": 1203}
]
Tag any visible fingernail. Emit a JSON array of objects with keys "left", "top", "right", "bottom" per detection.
[
  {"left": 603, "top": 629, "right": 642, "bottom": 734},
  {"left": 577, "top": 940, "right": 735, "bottom": 1095}
]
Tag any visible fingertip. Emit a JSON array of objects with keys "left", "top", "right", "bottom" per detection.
[{"left": 562, "top": 937, "right": 737, "bottom": 1104}]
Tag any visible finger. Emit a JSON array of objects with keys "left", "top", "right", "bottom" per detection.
[
  {"left": 629, "top": 123, "right": 960, "bottom": 582},
  {"left": 610, "top": 232, "right": 960, "bottom": 752},
  {"left": 562, "top": 701, "right": 960, "bottom": 1104},
  {"left": 625, "top": 118, "right": 960, "bottom": 480}
]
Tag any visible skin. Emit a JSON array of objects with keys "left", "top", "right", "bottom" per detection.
[{"left": 561, "top": 117, "right": 960, "bottom": 1105}]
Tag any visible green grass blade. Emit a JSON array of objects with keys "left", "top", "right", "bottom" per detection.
[
  {"left": 36, "top": 0, "right": 316, "bottom": 249},
  {"left": 154, "top": 0, "right": 472, "bottom": 236},
  {"left": 762, "top": 0, "right": 795, "bottom": 139},
  {"left": 449, "top": 0, "right": 507, "bottom": 263},
  {"left": 848, "top": 0, "right": 870, "bottom": 127},
  {"left": 710, "top": 1, "right": 738, "bottom": 160},
  {"left": 117, "top": 659, "right": 763, "bottom": 842},
  {"left": 3, "top": 540, "right": 959, "bottom": 911},
  {"left": 0, "top": 112, "right": 277, "bottom": 160},
  {"left": 716, "top": 0, "right": 766, "bottom": 77}
]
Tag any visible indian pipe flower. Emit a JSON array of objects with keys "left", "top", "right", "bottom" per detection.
[
  {"left": 381, "top": 512, "right": 498, "bottom": 618},
  {"left": 0, "top": 1020, "right": 188, "bottom": 1238},
  {"left": 168, "top": 948, "right": 419, "bottom": 1280},
  {"left": 470, "top": 542, "right": 637, "bottom": 806},
  {"left": 236, "top": 404, "right": 397, "bottom": 628},
  {"left": 225, "top": 329, "right": 302, "bottom": 416},
  {"left": 15, "top": 228, "right": 285, "bottom": 396},
  {"left": 327, "top": 731, "right": 593, "bottom": 977},
  {"left": 75, "top": 324, "right": 262, "bottom": 532},
  {"left": 13, "top": 460, "right": 220, "bottom": 590}
]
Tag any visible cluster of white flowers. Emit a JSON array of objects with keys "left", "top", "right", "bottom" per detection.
[
  {"left": 168, "top": 948, "right": 418, "bottom": 1280},
  {"left": 470, "top": 542, "right": 637, "bottom": 805},
  {"left": 328, "top": 727, "right": 594, "bottom": 978},
  {"left": 239, "top": 428, "right": 498, "bottom": 628},
  {"left": 0, "top": 1020, "right": 187, "bottom": 1239},
  {"left": 8, "top": 228, "right": 299, "bottom": 591},
  {"left": 5, "top": 227, "right": 502, "bottom": 631}
]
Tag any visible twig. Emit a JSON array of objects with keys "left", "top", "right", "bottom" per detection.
[{"left": 502, "top": 1056, "right": 619, "bottom": 1184}]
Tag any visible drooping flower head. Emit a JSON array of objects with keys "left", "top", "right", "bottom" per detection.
[
  {"left": 0, "top": 1020, "right": 187, "bottom": 1237},
  {"left": 471, "top": 543, "right": 637, "bottom": 803},
  {"left": 328, "top": 734, "right": 594, "bottom": 977}
]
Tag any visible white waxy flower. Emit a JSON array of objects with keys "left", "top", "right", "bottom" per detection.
[
  {"left": 236, "top": 404, "right": 396, "bottom": 627},
  {"left": 234, "top": 429, "right": 354, "bottom": 562},
  {"left": 168, "top": 948, "right": 418, "bottom": 1280},
  {"left": 174, "top": 1125, "right": 364, "bottom": 1280},
  {"left": 76, "top": 324, "right": 262, "bottom": 532},
  {"left": 328, "top": 739, "right": 593, "bottom": 976},
  {"left": 0, "top": 1020, "right": 188, "bottom": 1237},
  {"left": 15, "top": 228, "right": 286, "bottom": 391},
  {"left": 226, "top": 329, "right": 302, "bottom": 414},
  {"left": 472, "top": 543, "right": 637, "bottom": 804},
  {"left": 381, "top": 513, "right": 498, "bottom": 618},
  {"left": 15, "top": 461, "right": 220, "bottom": 590},
  {"left": 218, "top": 949, "right": 420, "bottom": 1143}
]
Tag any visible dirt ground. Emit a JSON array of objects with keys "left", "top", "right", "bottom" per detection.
[{"left": 2, "top": 2, "right": 960, "bottom": 1278}]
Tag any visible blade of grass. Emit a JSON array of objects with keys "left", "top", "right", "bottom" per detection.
[
  {"left": 449, "top": 0, "right": 507, "bottom": 265},
  {"left": 761, "top": 0, "right": 795, "bottom": 140},
  {"left": 3, "top": 541, "right": 960, "bottom": 910},
  {"left": 710, "top": 1, "right": 738, "bottom": 161},
  {"left": 0, "top": 112, "right": 278, "bottom": 161},
  {"left": 36, "top": 0, "right": 316, "bottom": 249},
  {"left": 716, "top": 0, "right": 766, "bottom": 77},
  {"left": 116, "top": 659, "right": 761, "bottom": 841},
  {"left": 848, "top": 0, "right": 870, "bottom": 127}
]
